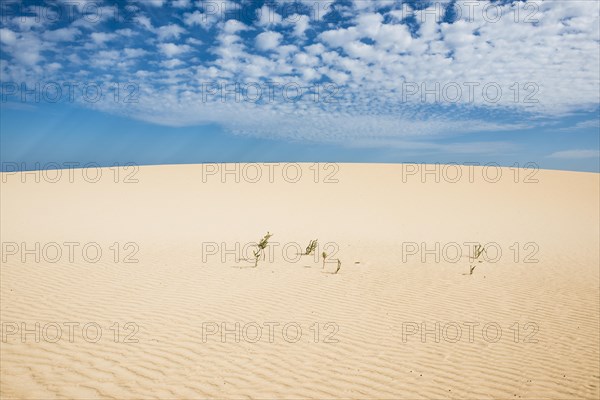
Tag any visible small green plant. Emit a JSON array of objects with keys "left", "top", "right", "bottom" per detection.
[
  {"left": 473, "top": 244, "right": 486, "bottom": 261},
  {"left": 303, "top": 239, "right": 318, "bottom": 256},
  {"left": 465, "top": 243, "right": 486, "bottom": 275},
  {"left": 322, "top": 251, "right": 327, "bottom": 268},
  {"left": 334, "top": 259, "right": 341, "bottom": 274},
  {"left": 253, "top": 232, "right": 273, "bottom": 267}
]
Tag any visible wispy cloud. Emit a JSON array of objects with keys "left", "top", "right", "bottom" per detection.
[
  {"left": 547, "top": 150, "right": 600, "bottom": 159},
  {"left": 558, "top": 119, "right": 600, "bottom": 132}
]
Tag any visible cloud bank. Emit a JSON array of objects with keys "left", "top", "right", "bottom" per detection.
[{"left": 1, "top": 0, "right": 598, "bottom": 149}]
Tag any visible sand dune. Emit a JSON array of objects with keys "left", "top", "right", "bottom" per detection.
[{"left": 1, "top": 163, "right": 599, "bottom": 399}]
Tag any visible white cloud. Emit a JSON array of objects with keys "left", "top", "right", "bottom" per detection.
[
  {"left": 374, "top": 23, "right": 412, "bottom": 51},
  {"left": 67, "top": 54, "right": 82, "bottom": 64},
  {"left": 135, "top": 16, "right": 153, "bottom": 31},
  {"left": 186, "top": 37, "right": 202, "bottom": 46},
  {"left": 1, "top": 30, "right": 44, "bottom": 66},
  {"left": 343, "top": 41, "right": 383, "bottom": 62},
  {"left": 183, "top": 11, "right": 216, "bottom": 29},
  {"left": 91, "top": 50, "right": 121, "bottom": 68},
  {"left": 116, "top": 29, "right": 136, "bottom": 37},
  {"left": 124, "top": 48, "right": 148, "bottom": 58},
  {"left": 352, "top": 0, "right": 396, "bottom": 12},
  {"left": 305, "top": 43, "right": 325, "bottom": 55},
  {"left": 293, "top": 52, "right": 318, "bottom": 67},
  {"left": 355, "top": 12, "right": 384, "bottom": 37},
  {"left": 14, "top": 51, "right": 42, "bottom": 66},
  {"left": 0, "top": 28, "right": 17, "bottom": 45},
  {"left": 256, "top": 5, "right": 282, "bottom": 27},
  {"left": 46, "top": 62, "right": 62, "bottom": 72},
  {"left": 288, "top": 14, "right": 311, "bottom": 38},
  {"left": 222, "top": 20, "right": 249, "bottom": 34},
  {"left": 7, "top": 15, "right": 47, "bottom": 31},
  {"left": 90, "top": 32, "right": 117, "bottom": 45},
  {"left": 161, "top": 59, "right": 184, "bottom": 68},
  {"left": 42, "top": 27, "right": 81, "bottom": 42},
  {"left": 319, "top": 27, "right": 359, "bottom": 48},
  {"left": 255, "top": 31, "right": 282, "bottom": 51},
  {"left": 156, "top": 24, "right": 186, "bottom": 41},
  {"left": 158, "top": 43, "right": 192, "bottom": 57}
]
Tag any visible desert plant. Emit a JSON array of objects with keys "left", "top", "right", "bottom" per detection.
[
  {"left": 472, "top": 244, "right": 486, "bottom": 261},
  {"left": 322, "top": 251, "right": 327, "bottom": 268},
  {"left": 465, "top": 243, "right": 486, "bottom": 275},
  {"left": 323, "top": 258, "right": 341, "bottom": 274},
  {"left": 303, "top": 239, "right": 318, "bottom": 256},
  {"left": 253, "top": 232, "right": 273, "bottom": 267},
  {"left": 334, "top": 259, "right": 341, "bottom": 274}
]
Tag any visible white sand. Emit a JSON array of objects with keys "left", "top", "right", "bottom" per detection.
[{"left": 1, "top": 163, "right": 598, "bottom": 399}]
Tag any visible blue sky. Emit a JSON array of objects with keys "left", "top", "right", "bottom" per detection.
[{"left": 1, "top": 0, "right": 599, "bottom": 171}]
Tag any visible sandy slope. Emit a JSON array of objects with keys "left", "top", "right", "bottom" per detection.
[{"left": 1, "top": 163, "right": 598, "bottom": 399}]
